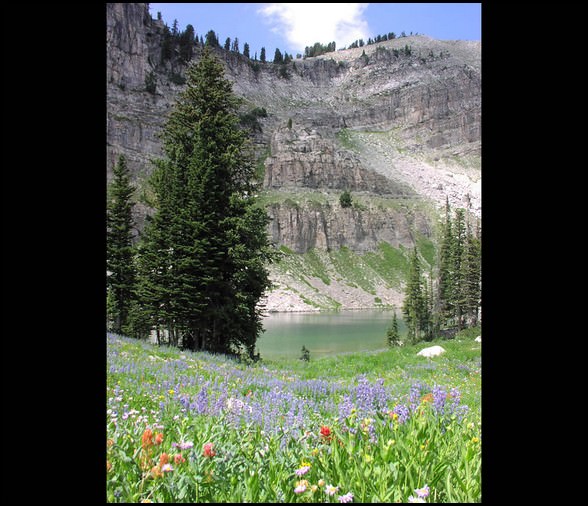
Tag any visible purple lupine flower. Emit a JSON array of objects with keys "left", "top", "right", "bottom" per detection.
[
  {"left": 415, "top": 485, "right": 430, "bottom": 498},
  {"left": 338, "top": 492, "right": 354, "bottom": 503}
]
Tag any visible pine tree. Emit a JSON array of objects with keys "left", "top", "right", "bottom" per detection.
[
  {"left": 402, "top": 247, "right": 427, "bottom": 343},
  {"left": 461, "top": 219, "right": 481, "bottom": 327},
  {"left": 136, "top": 49, "right": 273, "bottom": 357},
  {"left": 179, "top": 24, "right": 195, "bottom": 62},
  {"left": 386, "top": 311, "right": 401, "bottom": 346},
  {"left": 260, "top": 47, "right": 266, "bottom": 63},
  {"left": 273, "top": 48, "right": 283, "bottom": 64},
  {"left": 243, "top": 42, "right": 250, "bottom": 59},
  {"left": 437, "top": 198, "right": 454, "bottom": 328},
  {"left": 106, "top": 155, "right": 137, "bottom": 335},
  {"left": 451, "top": 208, "right": 467, "bottom": 330},
  {"left": 224, "top": 37, "right": 231, "bottom": 51}
]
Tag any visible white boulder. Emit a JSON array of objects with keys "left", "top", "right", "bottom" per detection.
[
  {"left": 474, "top": 336, "right": 481, "bottom": 343},
  {"left": 417, "top": 345, "right": 446, "bottom": 358}
]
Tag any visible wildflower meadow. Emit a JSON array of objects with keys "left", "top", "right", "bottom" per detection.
[{"left": 106, "top": 330, "right": 481, "bottom": 502}]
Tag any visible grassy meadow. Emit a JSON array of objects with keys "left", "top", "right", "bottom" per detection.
[{"left": 106, "top": 328, "right": 481, "bottom": 503}]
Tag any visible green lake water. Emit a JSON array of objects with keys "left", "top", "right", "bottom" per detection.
[{"left": 257, "top": 310, "right": 406, "bottom": 360}]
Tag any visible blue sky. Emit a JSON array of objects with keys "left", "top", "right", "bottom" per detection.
[{"left": 149, "top": 3, "right": 481, "bottom": 57}]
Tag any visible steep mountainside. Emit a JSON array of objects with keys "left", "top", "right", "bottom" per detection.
[{"left": 106, "top": 3, "right": 481, "bottom": 311}]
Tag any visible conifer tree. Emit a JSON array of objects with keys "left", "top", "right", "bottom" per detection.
[
  {"left": 451, "top": 208, "right": 467, "bottom": 329},
  {"left": 437, "top": 198, "right": 454, "bottom": 328},
  {"left": 402, "top": 247, "right": 427, "bottom": 343},
  {"left": 260, "top": 47, "right": 266, "bottom": 63},
  {"left": 136, "top": 49, "right": 273, "bottom": 358},
  {"left": 243, "top": 42, "right": 250, "bottom": 59},
  {"left": 106, "top": 155, "right": 137, "bottom": 334},
  {"left": 387, "top": 311, "right": 401, "bottom": 346},
  {"left": 461, "top": 219, "right": 481, "bottom": 327},
  {"left": 273, "top": 48, "right": 283, "bottom": 64}
]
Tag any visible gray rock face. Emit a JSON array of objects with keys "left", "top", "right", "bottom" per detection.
[
  {"left": 106, "top": 3, "right": 480, "bottom": 252},
  {"left": 263, "top": 126, "right": 409, "bottom": 195},
  {"left": 267, "top": 199, "right": 430, "bottom": 253}
]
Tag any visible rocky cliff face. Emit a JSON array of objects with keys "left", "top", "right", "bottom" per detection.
[
  {"left": 267, "top": 198, "right": 430, "bottom": 254},
  {"left": 106, "top": 3, "right": 481, "bottom": 309}
]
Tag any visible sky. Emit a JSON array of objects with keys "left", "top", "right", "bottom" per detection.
[{"left": 148, "top": 3, "right": 481, "bottom": 58}]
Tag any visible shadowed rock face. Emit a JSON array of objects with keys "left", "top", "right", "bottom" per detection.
[{"left": 107, "top": 3, "right": 480, "bottom": 251}]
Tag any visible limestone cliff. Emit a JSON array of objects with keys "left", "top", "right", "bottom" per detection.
[{"left": 106, "top": 3, "right": 481, "bottom": 310}]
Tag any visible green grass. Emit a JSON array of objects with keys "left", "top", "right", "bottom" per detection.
[{"left": 107, "top": 327, "right": 481, "bottom": 502}]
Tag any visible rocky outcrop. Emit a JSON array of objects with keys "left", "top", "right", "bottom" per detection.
[
  {"left": 263, "top": 126, "right": 411, "bottom": 195},
  {"left": 266, "top": 198, "right": 430, "bottom": 253}
]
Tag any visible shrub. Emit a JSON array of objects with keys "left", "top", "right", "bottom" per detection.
[{"left": 339, "top": 190, "right": 353, "bottom": 208}]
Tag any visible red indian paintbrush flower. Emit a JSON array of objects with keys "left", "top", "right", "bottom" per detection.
[
  {"left": 155, "top": 432, "right": 164, "bottom": 445},
  {"left": 202, "top": 442, "right": 216, "bottom": 457},
  {"left": 320, "top": 425, "right": 332, "bottom": 442},
  {"left": 142, "top": 429, "right": 154, "bottom": 449}
]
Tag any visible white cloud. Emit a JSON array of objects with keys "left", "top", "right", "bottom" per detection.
[{"left": 258, "top": 3, "right": 370, "bottom": 53}]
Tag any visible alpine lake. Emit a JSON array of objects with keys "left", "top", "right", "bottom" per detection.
[{"left": 257, "top": 310, "right": 406, "bottom": 360}]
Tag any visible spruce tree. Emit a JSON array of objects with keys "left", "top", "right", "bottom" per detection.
[
  {"left": 437, "top": 198, "right": 454, "bottom": 328},
  {"left": 386, "top": 311, "right": 401, "bottom": 346},
  {"left": 137, "top": 49, "right": 272, "bottom": 358},
  {"left": 243, "top": 42, "right": 250, "bottom": 59},
  {"left": 260, "top": 47, "right": 266, "bottom": 63},
  {"left": 402, "top": 247, "right": 427, "bottom": 343},
  {"left": 461, "top": 219, "right": 481, "bottom": 327},
  {"left": 451, "top": 208, "right": 467, "bottom": 329},
  {"left": 106, "top": 155, "right": 137, "bottom": 335}
]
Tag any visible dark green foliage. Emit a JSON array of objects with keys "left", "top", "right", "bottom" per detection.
[
  {"left": 278, "top": 65, "right": 290, "bottom": 79},
  {"left": 304, "top": 41, "right": 336, "bottom": 58},
  {"left": 179, "top": 24, "right": 195, "bottom": 62},
  {"left": 386, "top": 311, "right": 401, "bottom": 347},
  {"left": 145, "top": 71, "right": 156, "bottom": 94},
  {"left": 402, "top": 247, "right": 430, "bottom": 343},
  {"left": 243, "top": 42, "right": 250, "bottom": 59},
  {"left": 339, "top": 190, "right": 353, "bottom": 208},
  {"left": 273, "top": 48, "right": 283, "bottom": 64},
  {"left": 299, "top": 345, "right": 311, "bottom": 362},
  {"left": 205, "top": 30, "right": 219, "bottom": 47},
  {"left": 231, "top": 37, "right": 239, "bottom": 53},
  {"left": 260, "top": 47, "right": 266, "bottom": 63},
  {"left": 106, "top": 155, "right": 137, "bottom": 335},
  {"left": 136, "top": 49, "right": 273, "bottom": 358},
  {"left": 239, "top": 107, "right": 268, "bottom": 133},
  {"left": 287, "top": 118, "right": 292, "bottom": 129},
  {"left": 224, "top": 37, "right": 231, "bottom": 51},
  {"left": 161, "top": 25, "right": 173, "bottom": 61},
  {"left": 168, "top": 72, "right": 186, "bottom": 85}
]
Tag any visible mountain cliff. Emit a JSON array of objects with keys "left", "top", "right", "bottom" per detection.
[{"left": 106, "top": 3, "right": 481, "bottom": 311}]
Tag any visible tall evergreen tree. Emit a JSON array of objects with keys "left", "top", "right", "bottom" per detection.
[
  {"left": 461, "top": 219, "right": 481, "bottom": 327},
  {"left": 179, "top": 24, "right": 195, "bottom": 62},
  {"left": 451, "top": 208, "right": 467, "bottom": 329},
  {"left": 402, "top": 247, "right": 427, "bottom": 343},
  {"left": 106, "top": 155, "right": 137, "bottom": 334},
  {"left": 273, "top": 48, "right": 283, "bottom": 64},
  {"left": 260, "top": 47, "right": 266, "bottom": 63},
  {"left": 224, "top": 37, "right": 231, "bottom": 51},
  {"left": 243, "top": 42, "right": 250, "bottom": 59},
  {"left": 437, "top": 198, "right": 454, "bottom": 328},
  {"left": 136, "top": 49, "right": 273, "bottom": 358}
]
